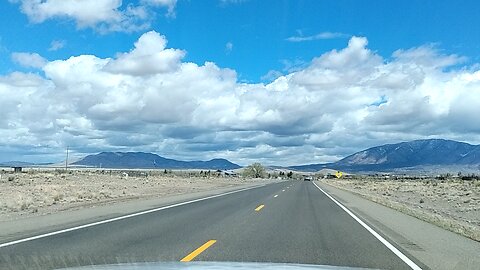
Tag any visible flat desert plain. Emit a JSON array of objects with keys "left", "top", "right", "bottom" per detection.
[{"left": 0, "top": 169, "right": 267, "bottom": 222}]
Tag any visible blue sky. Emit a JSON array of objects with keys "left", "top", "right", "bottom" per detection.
[
  {"left": 1, "top": 0, "right": 480, "bottom": 165},
  {"left": 2, "top": 0, "right": 480, "bottom": 81}
]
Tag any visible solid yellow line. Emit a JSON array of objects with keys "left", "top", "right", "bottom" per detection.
[
  {"left": 180, "top": 240, "right": 217, "bottom": 262},
  {"left": 255, "top": 204, "right": 265, "bottom": 211}
]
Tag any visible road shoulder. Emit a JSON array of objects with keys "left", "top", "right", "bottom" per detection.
[{"left": 317, "top": 181, "right": 480, "bottom": 270}]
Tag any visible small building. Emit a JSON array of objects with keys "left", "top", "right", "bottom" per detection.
[{"left": 12, "top": 167, "right": 22, "bottom": 173}]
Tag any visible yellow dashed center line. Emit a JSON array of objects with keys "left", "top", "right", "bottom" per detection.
[
  {"left": 180, "top": 240, "right": 217, "bottom": 262},
  {"left": 255, "top": 204, "right": 265, "bottom": 212}
]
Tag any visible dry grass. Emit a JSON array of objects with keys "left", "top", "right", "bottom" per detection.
[{"left": 0, "top": 169, "right": 268, "bottom": 221}]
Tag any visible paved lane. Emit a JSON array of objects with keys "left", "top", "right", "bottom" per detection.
[{"left": 0, "top": 181, "right": 418, "bottom": 269}]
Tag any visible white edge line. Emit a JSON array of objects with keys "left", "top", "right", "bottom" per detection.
[
  {"left": 312, "top": 181, "right": 422, "bottom": 270},
  {"left": 0, "top": 184, "right": 266, "bottom": 248}
]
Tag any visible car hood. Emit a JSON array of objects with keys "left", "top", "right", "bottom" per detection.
[{"left": 56, "top": 261, "right": 378, "bottom": 270}]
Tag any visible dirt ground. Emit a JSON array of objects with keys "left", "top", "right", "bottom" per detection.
[
  {"left": 0, "top": 169, "right": 266, "bottom": 222},
  {"left": 322, "top": 177, "right": 480, "bottom": 242}
]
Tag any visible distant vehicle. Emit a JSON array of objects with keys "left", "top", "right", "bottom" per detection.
[{"left": 303, "top": 176, "right": 313, "bottom": 181}]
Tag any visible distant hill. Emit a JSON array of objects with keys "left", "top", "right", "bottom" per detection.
[
  {"left": 0, "top": 161, "right": 35, "bottom": 167},
  {"left": 0, "top": 161, "right": 53, "bottom": 167},
  {"left": 290, "top": 139, "right": 480, "bottom": 173},
  {"left": 72, "top": 152, "right": 241, "bottom": 170}
]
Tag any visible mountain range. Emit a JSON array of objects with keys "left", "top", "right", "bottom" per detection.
[
  {"left": 290, "top": 139, "right": 480, "bottom": 173},
  {"left": 72, "top": 152, "right": 241, "bottom": 170},
  {"left": 3, "top": 139, "right": 480, "bottom": 173}
]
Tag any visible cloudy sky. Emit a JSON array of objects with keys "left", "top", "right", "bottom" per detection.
[{"left": 1, "top": 0, "right": 480, "bottom": 166}]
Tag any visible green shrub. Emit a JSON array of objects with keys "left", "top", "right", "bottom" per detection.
[{"left": 242, "top": 163, "right": 266, "bottom": 178}]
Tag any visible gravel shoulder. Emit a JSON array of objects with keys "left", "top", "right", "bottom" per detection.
[{"left": 322, "top": 177, "right": 480, "bottom": 242}]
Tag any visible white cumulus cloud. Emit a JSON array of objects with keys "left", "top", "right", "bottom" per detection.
[
  {"left": 11, "top": 52, "right": 47, "bottom": 68},
  {"left": 1, "top": 32, "right": 480, "bottom": 165},
  {"left": 10, "top": 0, "right": 177, "bottom": 32},
  {"left": 104, "top": 31, "right": 185, "bottom": 75}
]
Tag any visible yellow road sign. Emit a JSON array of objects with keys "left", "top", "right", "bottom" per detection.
[{"left": 335, "top": 171, "right": 343, "bottom": 178}]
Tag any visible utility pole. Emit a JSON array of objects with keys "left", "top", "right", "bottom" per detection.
[{"left": 65, "top": 146, "right": 69, "bottom": 171}]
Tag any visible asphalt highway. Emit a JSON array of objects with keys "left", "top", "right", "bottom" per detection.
[{"left": 0, "top": 181, "right": 420, "bottom": 269}]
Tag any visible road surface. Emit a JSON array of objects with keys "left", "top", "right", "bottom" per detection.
[{"left": 0, "top": 181, "right": 422, "bottom": 269}]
